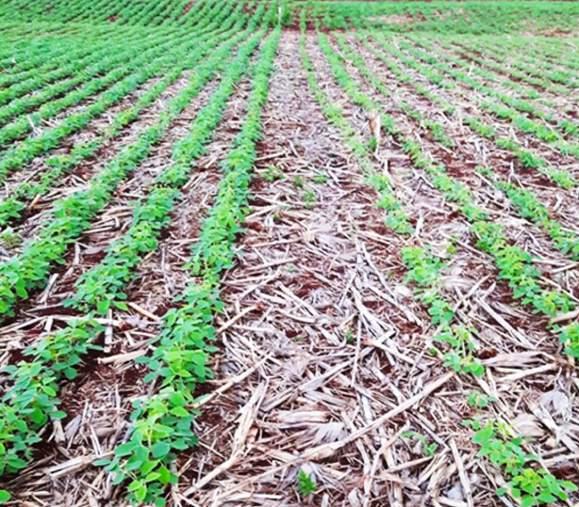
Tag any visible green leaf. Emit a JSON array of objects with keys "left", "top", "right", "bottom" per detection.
[
  {"left": 114, "top": 301, "right": 129, "bottom": 311},
  {"left": 53, "top": 410, "right": 67, "bottom": 420},
  {"left": 96, "top": 300, "right": 110, "bottom": 315},
  {"left": 0, "top": 490, "right": 11, "bottom": 503},
  {"left": 128, "top": 480, "right": 147, "bottom": 503},
  {"left": 115, "top": 441, "right": 137, "bottom": 457},
  {"left": 170, "top": 406, "right": 189, "bottom": 418},
  {"left": 297, "top": 469, "right": 317, "bottom": 497},
  {"left": 537, "top": 491, "right": 556, "bottom": 503},
  {"left": 158, "top": 465, "right": 173, "bottom": 485},
  {"left": 152, "top": 441, "right": 171, "bottom": 459},
  {"left": 521, "top": 496, "right": 536, "bottom": 507},
  {"left": 145, "top": 472, "right": 161, "bottom": 483}
]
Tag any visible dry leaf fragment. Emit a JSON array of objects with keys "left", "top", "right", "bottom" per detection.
[
  {"left": 539, "top": 390, "right": 572, "bottom": 422},
  {"left": 275, "top": 409, "right": 328, "bottom": 426},
  {"left": 513, "top": 413, "right": 544, "bottom": 438},
  {"left": 311, "top": 422, "right": 347, "bottom": 444}
]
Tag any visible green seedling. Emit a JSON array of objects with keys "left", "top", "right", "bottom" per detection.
[
  {"left": 303, "top": 189, "right": 317, "bottom": 208},
  {"left": 292, "top": 175, "right": 305, "bottom": 189},
  {"left": 467, "top": 390, "right": 495, "bottom": 409},
  {"left": 344, "top": 328, "right": 354, "bottom": 344},
  {"left": 474, "top": 421, "right": 577, "bottom": 506},
  {"left": 0, "top": 228, "right": 21, "bottom": 248},
  {"left": 263, "top": 164, "right": 284, "bottom": 182},
  {"left": 312, "top": 172, "right": 328, "bottom": 184},
  {"left": 297, "top": 469, "right": 317, "bottom": 497},
  {"left": 402, "top": 430, "right": 438, "bottom": 457}
]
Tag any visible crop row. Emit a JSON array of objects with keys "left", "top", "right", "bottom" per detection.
[
  {"left": 299, "top": 28, "right": 411, "bottom": 238},
  {"left": 0, "top": 0, "right": 247, "bottom": 27},
  {"left": 0, "top": 14, "right": 260, "bottom": 321},
  {"left": 0, "top": 26, "right": 132, "bottom": 88},
  {"left": 0, "top": 2, "right": 242, "bottom": 92},
  {"left": 0, "top": 38, "right": 175, "bottom": 129},
  {"left": 422, "top": 37, "right": 567, "bottom": 98},
  {"left": 0, "top": 9, "right": 236, "bottom": 121},
  {"left": 396, "top": 33, "right": 547, "bottom": 103},
  {"left": 0, "top": 2, "right": 231, "bottom": 59},
  {"left": 306, "top": 25, "right": 578, "bottom": 507},
  {"left": 482, "top": 37, "right": 579, "bottom": 73},
  {"left": 68, "top": 20, "right": 267, "bottom": 317},
  {"left": 451, "top": 39, "right": 577, "bottom": 92},
  {"left": 0, "top": 5, "right": 278, "bottom": 503},
  {"left": 430, "top": 39, "right": 575, "bottom": 121},
  {"left": 399, "top": 36, "right": 579, "bottom": 139},
  {"left": 377, "top": 35, "right": 578, "bottom": 152},
  {"left": 0, "top": 26, "right": 209, "bottom": 149},
  {"left": 320, "top": 31, "right": 579, "bottom": 360},
  {"left": 3, "top": 0, "right": 188, "bottom": 25},
  {"left": 0, "top": 22, "right": 246, "bottom": 187},
  {"left": 296, "top": 1, "right": 579, "bottom": 34},
  {"left": 0, "top": 2, "right": 248, "bottom": 228},
  {"left": 346, "top": 33, "right": 579, "bottom": 263},
  {"left": 306, "top": 25, "right": 482, "bottom": 377},
  {"left": 361, "top": 33, "right": 576, "bottom": 188},
  {"left": 99, "top": 27, "right": 280, "bottom": 505},
  {"left": 0, "top": 27, "right": 150, "bottom": 105},
  {"left": 457, "top": 37, "right": 579, "bottom": 83}
]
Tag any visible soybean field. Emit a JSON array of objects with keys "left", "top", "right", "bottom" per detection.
[{"left": 0, "top": 1, "right": 578, "bottom": 506}]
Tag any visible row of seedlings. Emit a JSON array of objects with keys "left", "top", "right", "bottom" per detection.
[
  {"left": 99, "top": 25, "right": 281, "bottom": 507},
  {"left": 303, "top": 25, "right": 578, "bottom": 507},
  {"left": 0, "top": 0, "right": 248, "bottom": 227},
  {"left": 0, "top": 10, "right": 273, "bottom": 503},
  {"left": 402, "top": 34, "right": 578, "bottom": 137},
  {"left": 396, "top": 36, "right": 579, "bottom": 146},
  {"left": 343, "top": 33, "right": 579, "bottom": 263},
  {"left": 0, "top": 23, "right": 206, "bottom": 149},
  {"left": 322, "top": 31, "right": 579, "bottom": 362},
  {"left": 0, "top": 14, "right": 237, "bottom": 185},
  {"left": 0, "top": 5, "right": 268, "bottom": 321}
]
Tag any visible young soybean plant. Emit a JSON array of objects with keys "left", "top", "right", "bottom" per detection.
[
  {"left": 297, "top": 469, "right": 317, "bottom": 497},
  {"left": 470, "top": 420, "right": 578, "bottom": 506},
  {"left": 98, "top": 26, "right": 281, "bottom": 507},
  {"left": 0, "top": 9, "right": 269, "bottom": 495}
]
